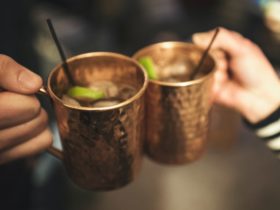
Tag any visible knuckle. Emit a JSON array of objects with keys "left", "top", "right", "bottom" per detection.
[
  {"left": 41, "top": 129, "right": 53, "bottom": 149},
  {"left": 231, "top": 31, "right": 244, "bottom": 39},
  {"left": 242, "top": 38, "right": 261, "bottom": 53},
  {"left": 29, "top": 129, "right": 53, "bottom": 155},
  {"left": 243, "top": 38, "right": 254, "bottom": 47},
  {"left": 40, "top": 109, "right": 49, "bottom": 126},
  {"left": 32, "top": 109, "right": 49, "bottom": 136},
  {"left": 219, "top": 27, "right": 232, "bottom": 37},
  {"left": 29, "top": 96, "right": 41, "bottom": 117},
  {"left": 217, "top": 26, "right": 226, "bottom": 33}
]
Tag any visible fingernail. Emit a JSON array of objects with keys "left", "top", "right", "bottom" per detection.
[{"left": 19, "top": 69, "right": 42, "bottom": 91}]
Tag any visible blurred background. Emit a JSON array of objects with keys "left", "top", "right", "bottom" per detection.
[{"left": 1, "top": 0, "right": 280, "bottom": 210}]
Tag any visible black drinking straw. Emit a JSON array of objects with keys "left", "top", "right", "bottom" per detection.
[
  {"left": 190, "top": 27, "right": 220, "bottom": 80},
  {"left": 46, "top": 18, "right": 75, "bottom": 85}
]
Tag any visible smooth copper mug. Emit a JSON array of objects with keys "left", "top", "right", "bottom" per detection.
[
  {"left": 133, "top": 42, "right": 215, "bottom": 164},
  {"left": 40, "top": 52, "right": 148, "bottom": 190}
]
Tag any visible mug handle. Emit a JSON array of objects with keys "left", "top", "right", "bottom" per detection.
[{"left": 38, "top": 87, "right": 64, "bottom": 160}]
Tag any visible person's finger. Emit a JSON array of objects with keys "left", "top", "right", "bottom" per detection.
[
  {"left": 212, "top": 68, "right": 229, "bottom": 99},
  {"left": 0, "top": 92, "right": 41, "bottom": 129},
  {"left": 193, "top": 27, "right": 275, "bottom": 80},
  {"left": 0, "top": 109, "right": 48, "bottom": 150},
  {"left": 211, "top": 49, "right": 228, "bottom": 72},
  {"left": 0, "top": 54, "right": 42, "bottom": 94},
  {"left": 0, "top": 127, "right": 53, "bottom": 164},
  {"left": 192, "top": 27, "right": 249, "bottom": 57},
  {"left": 214, "top": 80, "right": 243, "bottom": 108},
  {"left": 210, "top": 48, "right": 229, "bottom": 97}
]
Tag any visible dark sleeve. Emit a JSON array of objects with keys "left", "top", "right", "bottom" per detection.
[{"left": 244, "top": 107, "right": 280, "bottom": 156}]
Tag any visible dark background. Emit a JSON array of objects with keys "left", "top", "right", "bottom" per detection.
[{"left": 1, "top": 0, "right": 280, "bottom": 210}]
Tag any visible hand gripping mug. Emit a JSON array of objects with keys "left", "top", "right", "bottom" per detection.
[
  {"left": 133, "top": 42, "right": 216, "bottom": 164},
  {"left": 40, "top": 52, "right": 148, "bottom": 190}
]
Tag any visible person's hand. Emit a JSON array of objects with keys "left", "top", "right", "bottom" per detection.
[
  {"left": 192, "top": 27, "right": 280, "bottom": 123},
  {"left": 0, "top": 54, "right": 52, "bottom": 164}
]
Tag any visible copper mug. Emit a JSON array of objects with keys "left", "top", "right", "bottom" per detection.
[
  {"left": 133, "top": 42, "right": 216, "bottom": 164},
  {"left": 40, "top": 52, "right": 148, "bottom": 190}
]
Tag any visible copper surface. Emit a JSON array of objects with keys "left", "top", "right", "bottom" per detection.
[
  {"left": 46, "top": 52, "right": 148, "bottom": 190},
  {"left": 133, "top": 42, "right": 215, "bottom": 164}
]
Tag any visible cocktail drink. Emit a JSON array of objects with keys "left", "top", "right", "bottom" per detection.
[
  {"left": 43, "top": 52, "right": 148, "bottom": 190},
  {"left": 62, "top": 81, "right": 137, "bottom": 108},
  {"left": 133, "top": 42, "right": 215, "bottom": 164}
]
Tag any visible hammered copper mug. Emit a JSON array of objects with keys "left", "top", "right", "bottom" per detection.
[
  {"left": 40, "top": 52, "right": 148, "bottom": 190},
  {"left": 133, "top": 42, "right": 215, "bottom": 164}
]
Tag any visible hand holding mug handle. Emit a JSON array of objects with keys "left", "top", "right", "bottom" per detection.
[{"left": 0, "top": 55, "right": 53, "bottom": 164}]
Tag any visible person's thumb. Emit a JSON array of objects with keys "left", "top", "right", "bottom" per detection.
[{"left": 0, "top": 55, "right": 42, "bottom": 94}]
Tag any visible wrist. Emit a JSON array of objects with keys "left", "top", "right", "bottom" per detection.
[
  {"left": 244, "top": 106, "right": 280, "bottom": 130},
  {"left": 241, "top": 87, "right": 280, "bottom": 124},
  {"left": 243, "top": 106, "right": 280, "bottom": 153}
]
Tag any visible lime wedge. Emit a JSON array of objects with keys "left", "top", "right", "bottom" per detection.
[
  {"left": 138, "top": 56, "right": 158, "bottom": 80},
  {"left": 67, "top": 86, "right": 105, "bottom": 101}
]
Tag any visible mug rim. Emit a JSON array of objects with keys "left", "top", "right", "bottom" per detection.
[
  {"left": 132, "top": 41, "right": 216, "bottom": 87},
  {"left": 47, "top": 51, "right": 148, "bottom": 111}
]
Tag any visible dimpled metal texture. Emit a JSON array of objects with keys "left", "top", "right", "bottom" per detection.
[
  {"left": 133, "top": 42, "right": 215, "bottom": 164},
  {"left": 48, "top": 52, "right": 147, "bottom": 190}
]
